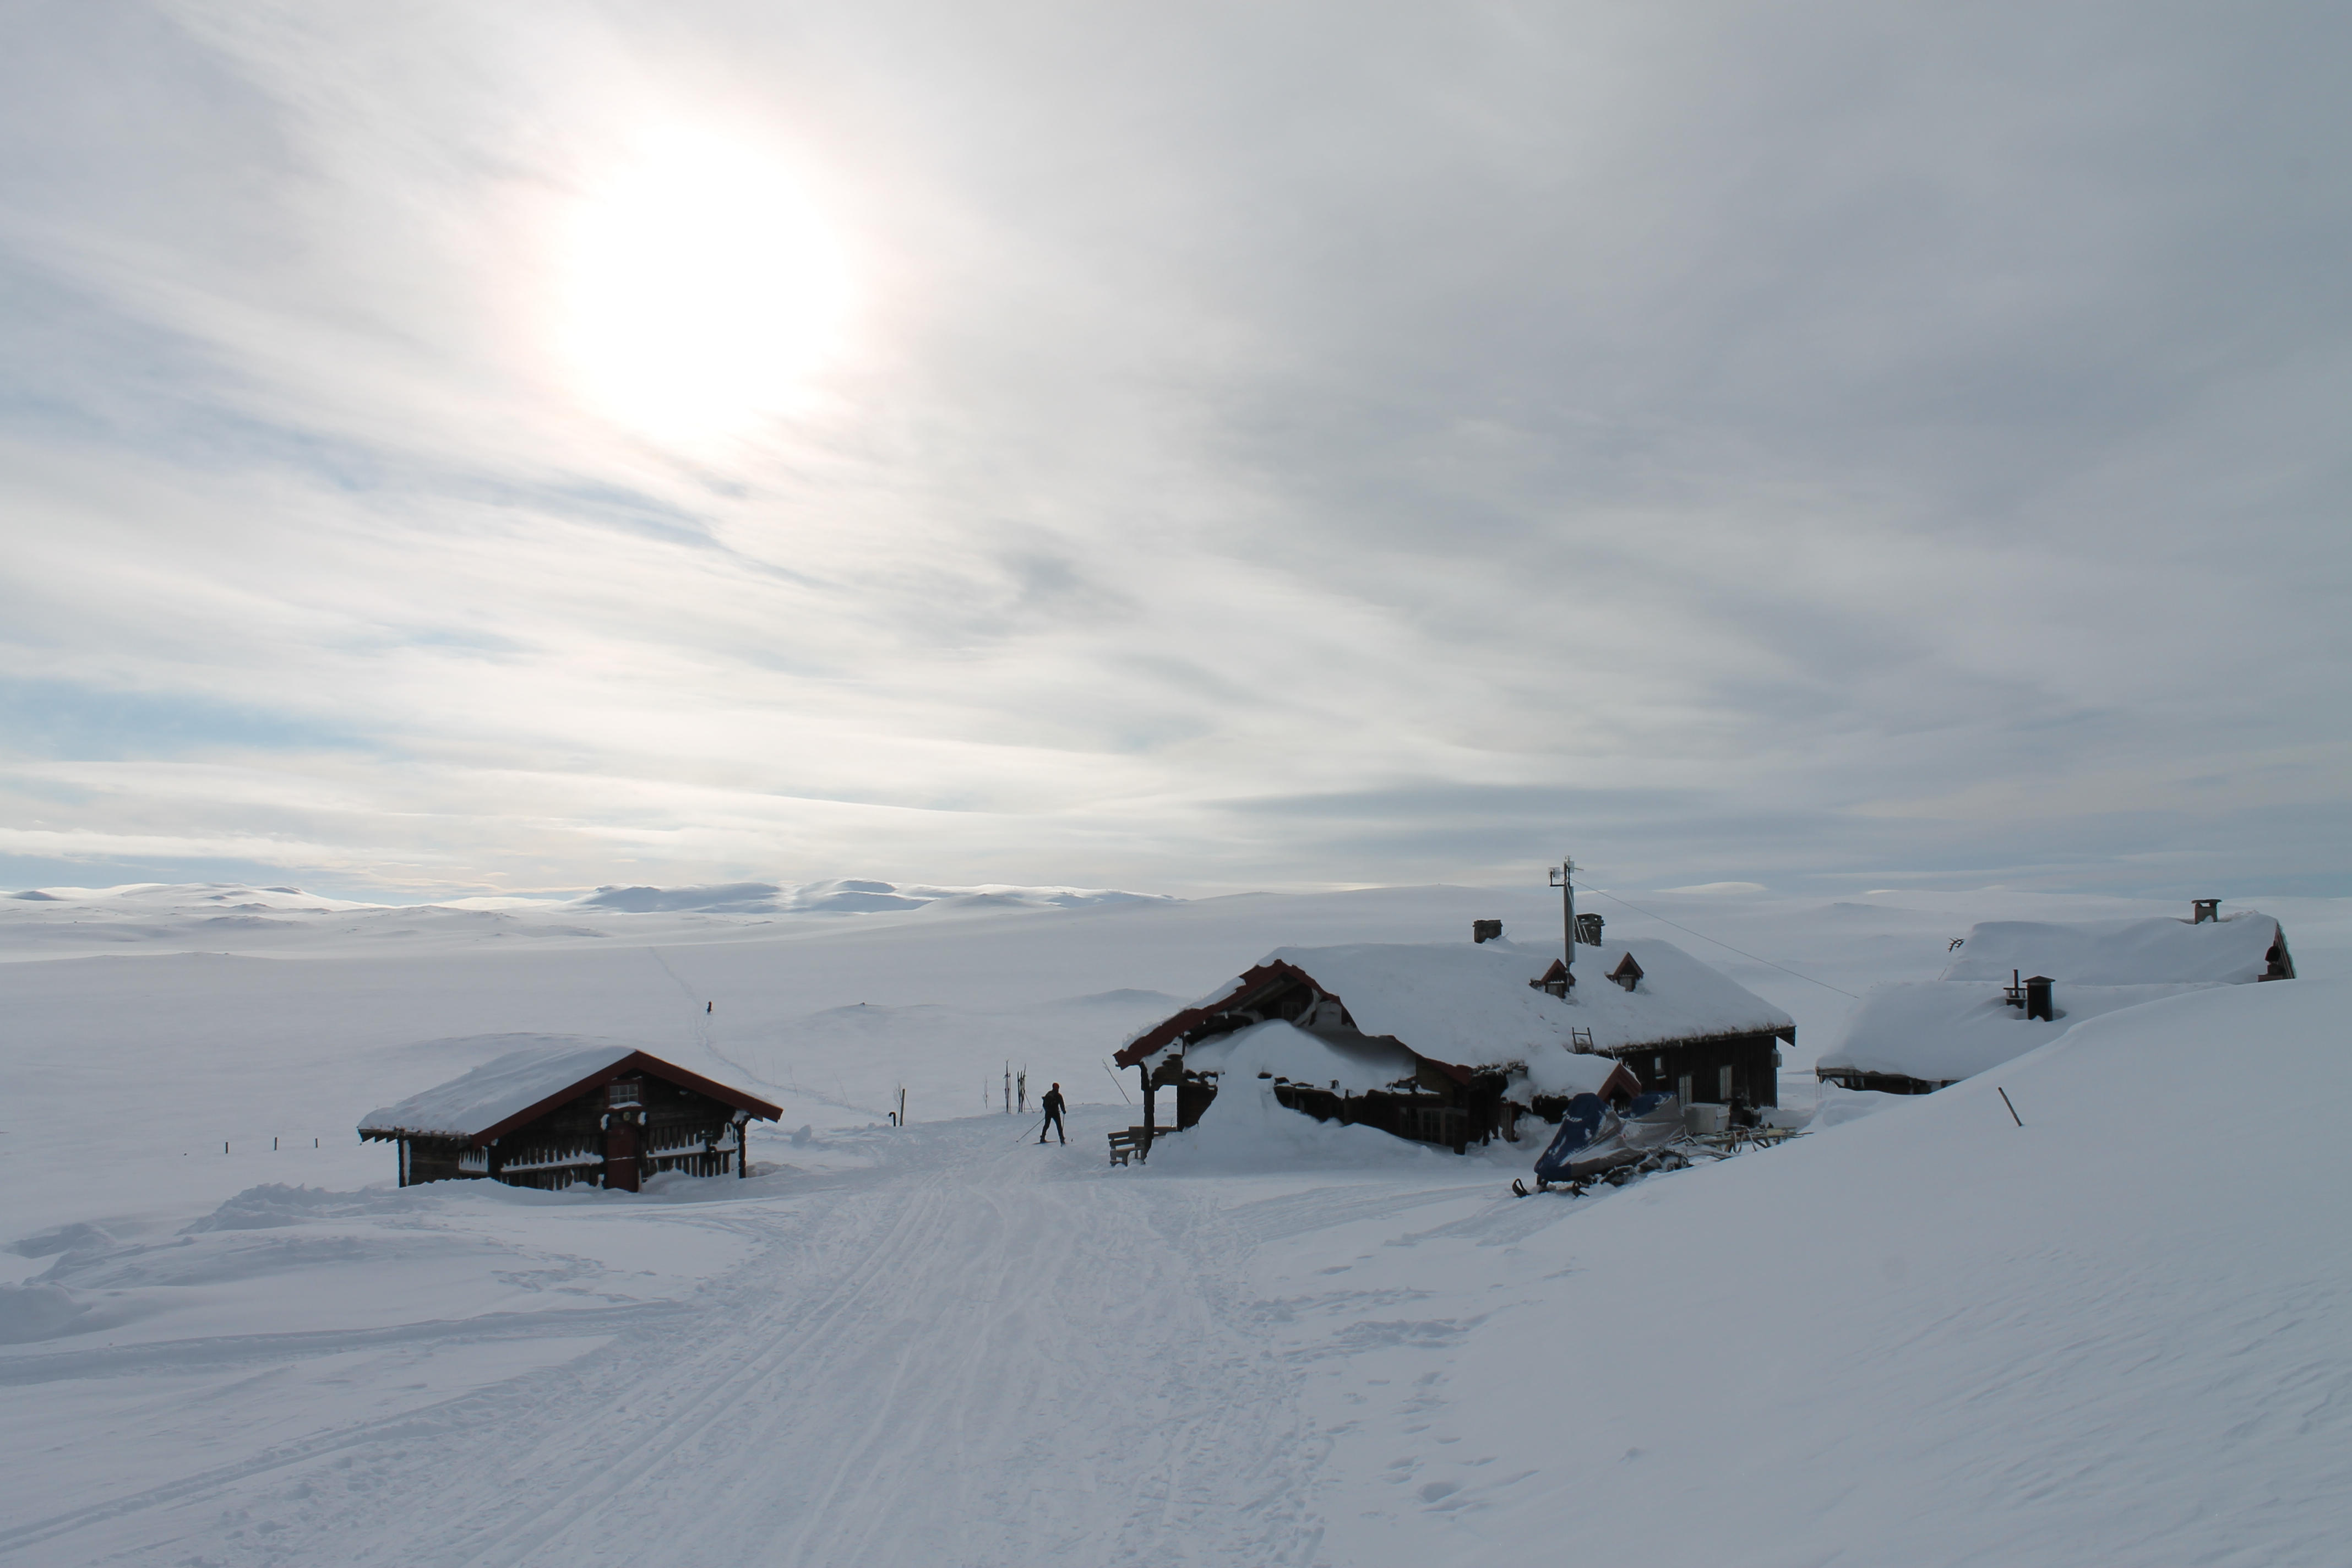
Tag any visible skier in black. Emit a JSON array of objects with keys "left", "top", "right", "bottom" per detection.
[{"left": 1038, "top": 1082, "right": 1066, "bottom": 1145}]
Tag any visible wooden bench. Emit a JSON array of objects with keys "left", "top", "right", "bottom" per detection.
[{"left": 1107, "top": 1127, "right": 1155, "bottom": 1166}]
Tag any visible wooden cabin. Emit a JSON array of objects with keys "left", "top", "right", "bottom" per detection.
[
  {"left": 360, "top": 1044, "right": 781, "bottom": 1191},
  {"left": 1817, "top": 902, "right": 2297, "bottom": 1096},
  {"left": 1115, "top": 954, "right": 1633, "bottom": 1154},
  {"left": 1112, "top": 938, "right": 1785, "bottom": 1158}
]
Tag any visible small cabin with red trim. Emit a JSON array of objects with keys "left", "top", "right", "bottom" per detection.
[
  {"left": 1113, "top": 943, "right": 1653, "bottom": 1156},
  {"left": 359, "top": 1042, "right": 781, "bottom": 1191},
  {"left": 1112, "top": 937, "right": 1796, "bottom": 1159}
]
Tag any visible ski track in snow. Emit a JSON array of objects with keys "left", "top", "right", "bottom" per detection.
[{"left": 3, "top": 1119, "right": 1370, "bottom": 1567}]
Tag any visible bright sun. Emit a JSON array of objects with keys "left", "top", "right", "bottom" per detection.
[{"left": 562, "top": 128, "right": 852, "bottom": 443}]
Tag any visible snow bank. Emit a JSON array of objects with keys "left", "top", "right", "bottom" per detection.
[
  {"left": 1289, "top": 976, "right": 2352, "bottom": 1567},
  {"left": 181, "top": 1184, "right": 433, "bottom": 1232},
  {"left": 0, "top": 1282, "right": 86, "bottom": 1344},
  {"left": 1148, "top": 1024, "right": 1450, "bottom": 1172},
  {"left": 1809, "top": 1084, "right": 1909, "bottom": 1128}
]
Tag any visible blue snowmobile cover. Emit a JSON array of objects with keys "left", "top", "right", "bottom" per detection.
[{"left": 1532, "top": 1094, "right": 1616, "bottom": 1183}]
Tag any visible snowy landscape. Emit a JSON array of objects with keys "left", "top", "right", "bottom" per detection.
[
  {"left": 6, "top": 879, "right": 2348, "bottom": 1565},
  {"left": 5, "top": 4, "right": 2346, "bottom": 1564}
]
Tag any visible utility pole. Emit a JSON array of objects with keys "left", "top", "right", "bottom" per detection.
[{"left": 1549, "top": 857, "right": 1576, "bottom": 993}]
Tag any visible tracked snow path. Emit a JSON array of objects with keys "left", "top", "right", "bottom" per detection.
[{"left": 1, "top": 1112, "right": 1346, "bottom": 1567}]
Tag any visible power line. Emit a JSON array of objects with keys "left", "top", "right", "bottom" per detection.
[{"left": 1583, "top": 887, "right": 1860, "bottom": 999}]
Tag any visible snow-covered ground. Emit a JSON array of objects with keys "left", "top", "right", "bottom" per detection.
[{"left": 3, "top": 881, "right": 2348, "bottom": 1565}]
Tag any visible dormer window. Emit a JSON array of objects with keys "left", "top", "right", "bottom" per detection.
[
  {"left": 1609, "top": 953, "right": 1644, "bottom": 992},
  {"left": 1528, "top": 959, "right": 1572, "bottom": 998}
]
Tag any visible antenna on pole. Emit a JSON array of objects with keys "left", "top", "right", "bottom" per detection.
[{"left": 1548, "top": 857, "right": 1576, "bottom": 994}]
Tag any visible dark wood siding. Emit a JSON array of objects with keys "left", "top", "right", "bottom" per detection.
[
  {"left": 1814, "top": 1068, "right": 1948, "bottom": 1096},
  {"left": 1613, "top": 1030, "right": 1782, "bottom": 1107},
  {"left": 390, "top": 1077, "right": 745, "bottom": 1190}
]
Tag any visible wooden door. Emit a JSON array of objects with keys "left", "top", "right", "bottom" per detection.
[{"left": 604, "top": 1119, "right": 641, "bottom": 1191}]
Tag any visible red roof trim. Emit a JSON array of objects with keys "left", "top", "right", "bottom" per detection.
[
  {"left": 1115, "top": 960, "right": 1495, "bottom": 1085},
  {"left": 1112, "top": 960, "right": 1324, "bottom": 1068},
  {"left": 1116, "top": 956, "right": 1745, "bottom": 1096},
  {"left": 469, "top": 1050, "right": 783, "bottom": 1147}
]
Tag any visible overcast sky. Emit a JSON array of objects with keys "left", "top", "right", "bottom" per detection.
[{"left": 1, "top": 0, "right": 2345, "bottom": 901}]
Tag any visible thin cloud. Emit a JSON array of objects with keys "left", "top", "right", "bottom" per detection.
[{"left": 0, "top": 1, "right": 2344, "bottom": 899}]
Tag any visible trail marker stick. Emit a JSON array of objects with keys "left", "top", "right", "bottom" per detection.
[{"left": 1997, "top": 1087, "right": 2023, "bottom": 1127}]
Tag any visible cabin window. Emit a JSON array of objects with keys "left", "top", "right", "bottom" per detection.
[
  {"left": 1718, "top": 1065, "right": 1734, "bottom": 1101},
  {"left": 607, "top": 1080, "right": 644, "bottom": 1108}
]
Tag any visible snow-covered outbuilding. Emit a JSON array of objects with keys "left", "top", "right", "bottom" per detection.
[
  {"left": 1112, "top": 937, "right": 1794, "bottom": 1155},
  {"left": 359, "top": 1043, "right": 781, "bottom": 1191},
  {"left": 1816, "top": 902, "right": 2295, "bottom": 1096}
]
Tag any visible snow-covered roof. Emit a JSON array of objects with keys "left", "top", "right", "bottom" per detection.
[
  {"left": 1533, "top": 939, "right": 1796, "bottom": 1053},
  {"left": 1167, "top": 1016, "right": 1642, "bottom": 1124},
  {"left": 1187, "top": 1019, "right": 1422, "bottom": 1093},
  {"left": 1119, "top": 938, "right": 1792, "bottom": 1073},
  {"left": 1513, "top": 1046, "right": 1644, "bottom": 1103},
  {"left": 1814, "top": 981, "right": 2216, "bottom": 1085},
  {"left": 1817, "top": 910, "right": 2295, "bottom": 1086},
  {"left": 1941, "top": 912, "right": 2286, "bottom": 986},
  {"left": 358, "top": 1043, "right": 780, "bottom": 1143}
]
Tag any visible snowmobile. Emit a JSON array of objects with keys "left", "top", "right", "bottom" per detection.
[{"left": 1511, "top": 1092, "right": 1692, "bottom": 1197}]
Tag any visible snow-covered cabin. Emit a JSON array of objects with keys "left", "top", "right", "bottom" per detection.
[
  {"left": 1112, "top": 938, "right": 1794, "bottom": 1155},
  {"left": 1816, "top": 903, "right": 2295, "bottom": 1096},
  {"left": 359, "top": 1044, "right": 781, "bottom": 1191}
]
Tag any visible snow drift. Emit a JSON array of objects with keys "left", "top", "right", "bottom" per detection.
[{"left": 1288, "top": 976, "right": 2352, "bottom": 1565}]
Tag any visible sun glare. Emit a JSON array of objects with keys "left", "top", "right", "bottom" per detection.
[{"left": 562, "top": 129, "right": 851, "bottom": 443}]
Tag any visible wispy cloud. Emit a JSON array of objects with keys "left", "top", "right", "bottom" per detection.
[{"left": 1, "top": 1, "right": 2345, "bottom": 899}]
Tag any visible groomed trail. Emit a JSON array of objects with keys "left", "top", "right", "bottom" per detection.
[{"left": 2, "top": 1109, "right": 1385, "bottom": 1567}]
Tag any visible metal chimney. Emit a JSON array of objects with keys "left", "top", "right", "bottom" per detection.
[
  {"left": 2024, "top": 976, "right": 2055, "bottom": 1022},
  {"left": 2191, "top": 899, "right": 2220, "bottom": 924}
]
